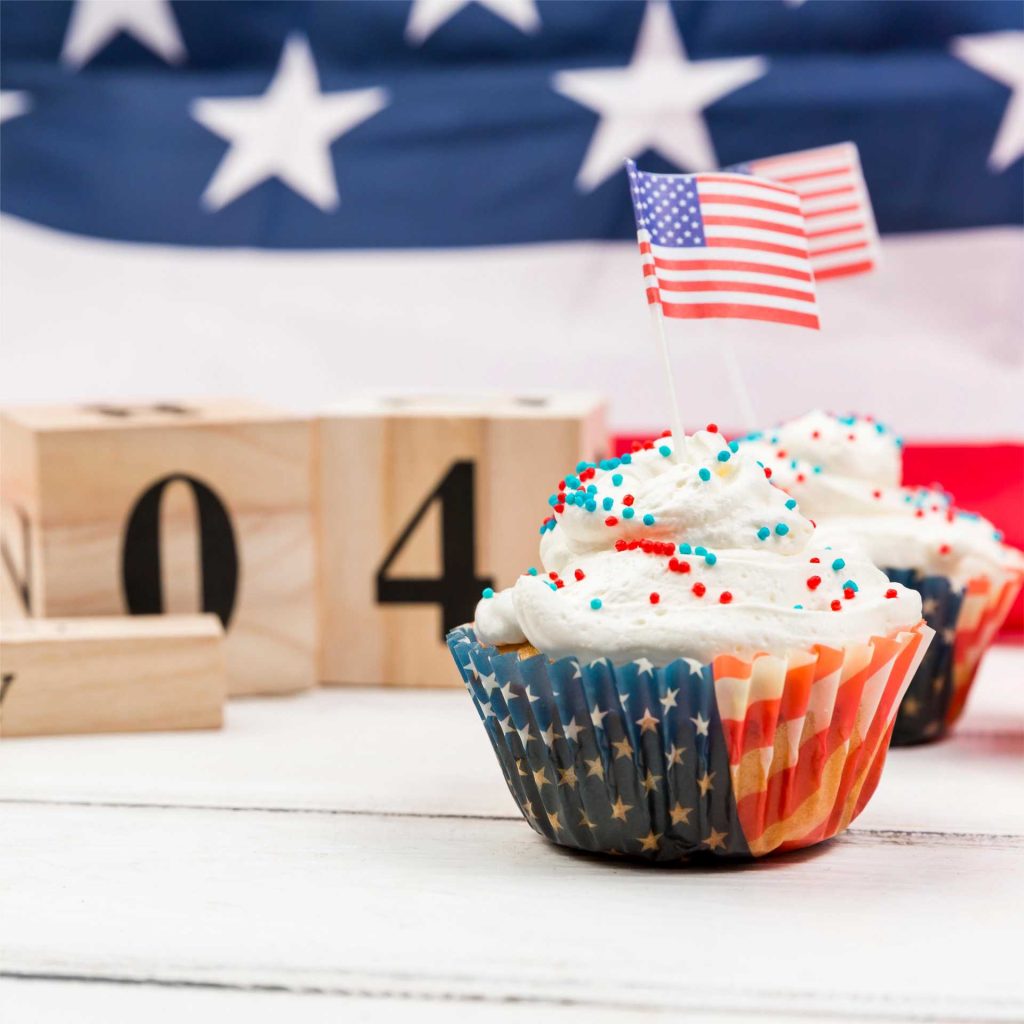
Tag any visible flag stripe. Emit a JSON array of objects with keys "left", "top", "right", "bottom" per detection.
[
  {"left": 660, "top": 301, "right": 820, "bottom": 329},
  {"left": 653, "top": 246, "right": 813, "bottom": 273},
  {"left": 805, "top": 203, "right": 860, "bottom": 220},
  {"left": 706, "top": 236, "right": 810, "bottom": 259},
  {"left": 693, "top": 174, "right": 799, "bottom": 199},
  {"left": 657, "top": 279, "right": 816, "bottom": 303},
  {"left": 773, "top": 164, "right": 852, "bottom": 184},
  {"left": 813, "top": 260, "right": 875, "bottom": 281},
  {"left": 807, "top": 221, "right": 866, "bottom": 239},
  {"left": 808, "top": 239, "right": 870, "bottom": 258},
  {"left": 651, "top": 257, "right": 813, "bottom": 282},
  {"left": 702, "top": 215, "right": 808, "bottom": 238}
]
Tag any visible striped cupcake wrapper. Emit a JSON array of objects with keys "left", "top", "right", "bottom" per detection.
[
  {"left": 886, "top": 567, "right": 1023, "bottom": 746},
  {"left": 448, "top": 621, "right": 933, "bottom": 861}
]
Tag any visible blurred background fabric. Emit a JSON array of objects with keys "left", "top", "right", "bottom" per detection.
[{"left": 2, "top": 2, "right": 1022, "bottom": 427}]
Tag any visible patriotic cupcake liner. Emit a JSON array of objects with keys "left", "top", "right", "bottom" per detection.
[
  {"left": 885, "top": 567, "right": 1023, "bottom": 746},
  {"left": 448, "top": 621, "right": 933, "bottom": 862}
]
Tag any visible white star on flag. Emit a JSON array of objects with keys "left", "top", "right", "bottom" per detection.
[
  {"left": 590, "top": 704, "right": 610, "bottom": 729},
  {"left": 405, "top": 0, "right": 540, "bottom": 45},
  {"left": 191, "top": 35, "right": 388, "bottom": 212},
  {"left": 552, "top": 1, "right": 766, "bottom": 191},
  {"left": 951, "top": 32, "right": 1024, "bottom": 172},
  {"left": 0, "top": 91, "right": 30, "bottom": 125},
  {"left": 690, "top": 712, "right": 711, "bottom": 736},
  {"left": 62, "top": 0, "right": 186, "bottom": 70},
  {"left": 634, "top": 657, "right": 655, "bottom": 676}
]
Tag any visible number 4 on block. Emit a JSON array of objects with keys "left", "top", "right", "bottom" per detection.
[{"left": 317, "top": 394, "right": 607, "bottom": 688}]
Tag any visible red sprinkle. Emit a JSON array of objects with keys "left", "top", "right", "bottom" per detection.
[
  {"left": 555, "top": 579, "right": 564, "bottom": 589},
  {"left": 615, "top": 539, "right": 627, "bottom": 551},
  {"left": 844, "top": 587, "right": 856, "bottom": 600},
  {"left": 872, "top": 490, "right": 882, "bottom": 499},
  {"left": 622, "top": 494, "right": 635, "bottom": 507},
  {"left": 649, "top": 592, "right": 660, "bottom": 604},
  {"left": 830, "top": 599, "right": 842, "bottom": 611},
  {"left": 796, "top": 473, "right": 806, "bottom": 484},
  {"left": 574, "top": 569, "right": 585, "bottom": 581},
  {"left": 811, "top": 430, "right": 820, "bottom": 439},
  {"left": 554, "top": 504, "right": 565, "bottom": 514},
  {"left": 692, "top": 582, "right": 706, "bottom": 597},
  {"left": 939, "top": 544, "right": 951, "bottom": 555},
  {"left": 809, "top": 557, "right": 820, "bottom": 563},
  {"left": 549, "top": 572, "right": 559, "bottom": 580},
  {"left": 605, "top": 516, "right": 618, "bottom": 526},
  {"left": 668, "top": 557, "right": 679, "bottom": 571},
  {"left": 777, "top": 450, "right": 787, "bottom": 458},
  {"left": 660, "top": 429, "right": 672, "bottom": 438},
  {"left": 764, "top": 467, "right": 773, "bottom": 479},
  {"left": 847, "top": 433, "right": 856, "bottom": 441},
  {"left": 914, "top": 509, "right": 925, "bottom": 518},
  {"left": 719, "top": 591, "right": 733, "bottom": 605},
  {"left": 706, "top": 422, "right": 718, "bottom": 433},
  {"left": 807, "top": 575, "right": 822, "bottom": 591},
  {"left": 885, "top": 588, "right": 898, "bottom": 599}
]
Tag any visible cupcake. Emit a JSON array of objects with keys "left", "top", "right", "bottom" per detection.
[
  {"left": 737, "top": 411, "right": 1023, "bottom": 744},
  {"left": 447, "top": 426, "right": 932, "bottom": 861}
]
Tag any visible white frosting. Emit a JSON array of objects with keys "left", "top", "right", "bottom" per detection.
[
  {"left": 473, "top": 428, "right": 921, "bottom": 665},
  {"left": 738, "top": 411, "right": 1022, "bottom": 587}
]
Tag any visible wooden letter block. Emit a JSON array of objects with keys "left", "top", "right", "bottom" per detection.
[
  {"left": 0, "top": 615, "right": 225, "bottom": 738},
  {"left": 317, "top": 394, "right": 608, "bottom": 687},
  {"left": 0, "top": 400, "right": 316, "bottom": 695}
]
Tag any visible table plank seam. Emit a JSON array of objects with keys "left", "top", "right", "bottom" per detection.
[
  {"left": 2, "top": 969, "right": 1020, "bottom": 1023},
  {"left": 2, "top": 797, "right": 1020, "bottom": 847}
]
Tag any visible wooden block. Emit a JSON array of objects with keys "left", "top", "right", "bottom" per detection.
[
  {"left": 317, "top": 394, "right": 608, "bottom": 687},
  {"left": 0, "top": 400, "right": 317, "bottom": 695},
  {"left": 0, "top": 615, "right": 225, "bottom": 738}
]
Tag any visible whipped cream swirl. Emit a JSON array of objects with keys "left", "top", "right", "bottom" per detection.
[
  {"left": 474, "top": 427, "right": 921, "bottom": 665},
  {"left": 737, "top": 411, "right": 1022, "bottom": 586}
]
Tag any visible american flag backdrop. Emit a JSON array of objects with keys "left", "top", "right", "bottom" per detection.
[
  {"left": 1, "top": 0, "right": 1022, "bottom": 624},
  {"left": 627, "top": 163, "right": 821, "bottom": 329}
]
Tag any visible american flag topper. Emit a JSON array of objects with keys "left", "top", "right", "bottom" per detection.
[
  {"left": 730, "top": 143, "right": 881, "bottom": 281},
  {"left": 626, "top": 161, "right": 821, "bottom": 331}
]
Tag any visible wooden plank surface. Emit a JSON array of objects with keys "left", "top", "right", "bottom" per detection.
[{"left": 1, "top": 645, "right": 1021, "bottom": 1022}]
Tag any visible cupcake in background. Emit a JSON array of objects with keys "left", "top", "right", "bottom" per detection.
[
  {"left": 449, "top": 425, "right": 932, "bottom": 862},
  {"left": 737, "top": 411, "right": 1023, "bottom": 744}
]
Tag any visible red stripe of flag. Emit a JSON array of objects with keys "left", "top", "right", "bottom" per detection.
[
  {"left": 807, "top": 221, "right": 865, "bottom": 240},
  {"left": 772, "top": 164, "right": 853, "bottom": 185},
  {"left": 699, "top": 194, "right": 804, "bottom": 216},
  {"left": 801, "top": 184, "right": 856, "bottom": 201},
  {"left": 702, "top": 215, "right": 808, "bottom": 239},
  {"left": 809, "top": 240, "right": 870, "bottom": 258},
  {"left": 660, "top": 302, "right": 820, "bottom": 329},
  {"left": 706, "top": 237, "right": 809, "bottom": 259},
  {"left": 805, "top": 203, "right": 859, "bottom": 220},
  {"left": 813, "top": 260, "right": 876, "bottom": 281}
]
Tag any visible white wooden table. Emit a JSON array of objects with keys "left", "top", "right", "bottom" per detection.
[{"left": 2, "top": 646, "right": 1022, "bottom": 1024}]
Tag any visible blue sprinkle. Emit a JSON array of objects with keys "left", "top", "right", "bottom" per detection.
[
  {"left": 785, "top": 498, "right": 797, "bottom": 510},
  {"left": 775, "top": 522, "right": 790, "bottom": 536},
  {"left": 621, "top": 453, "right": 633, "bottom": 465},
  {"left": 576, "top": 461, "right": 589, "bottom": 473},
  {"left": 482, "top": 587, "right": 494, "bottom": 599},
  {"left": 565, "top": 493, "right": 575, "bottom": 506},
  {"left": 813, "top": 465, "right": 822, "bottom": 474},
  {"left": 658, "top": 445, "right": 671, "bottom": 457},
  {"left": 793, "top": 604, "right": 803, "bottom": 610},
  {"left": 790, "top": 459, "right": 798, "bottom": 470},
  {"left": 608, "top": 457, "right": 621, "bottom": 469},
  {"left": 679, "top": 543, "right": 692, "bottom": 554},
  {"left": 831, "top": 557, "right": 846, "bottom": 571},
  {"left": 565, "top": 474, "right": 580, "bottom": 488},
  {"left": 704, "top": 552, "right": 717, "bottom": 565},
  {"left": 698, "top": 467, "right": 711, "bottom": 481},
  {"left": 994, "top": 530, "right": 1004, "bottom": 541},
  {"left": 642, "top": 513, "right": 655, "bottom": 526},
  {"left": 602, "top": 496, "right": 614, "bottom": 511},
  {"left": 728, "top": 440, "right": 739, "bottom": 453},
  {"left": 590, "top": 598, "right": 602, "bottom": 610},
  {"left": 584, "top": 499, "right": 597, "bottom": 512},
  {"left": 622, "top": 507, "right": 635, "bottom": 520},
  {"left": 896, "top": 437, "right": 904, "bottom": 449},
  {"left": 875, "top": 423, "right": 885, "bottom": 434},
  {"left": 757, "top": 526, "right": 770, "bottom": 540},
  {"left": 548, "top": 494, "right": 559, "bottom": 507},
  {"left": 717, "top": 450, "right": 731, "bottom": 462},
  {"left": 586, "top": 484, "right": 597, "bottom": 494},
  {"left": 611, "top": 473, "right": 623, "bottom": 486},
  {"left": 694, "top": 545, "right": 707, "bottom": 556},
  {"left": 548, "top": 582, "right": 557, "bottom": 591},
  {"left": 843, "top": 579, "right": 859, "bottom": 592},
  {"left": 527, "top": 567, "right": 538, "bottom": 576}
]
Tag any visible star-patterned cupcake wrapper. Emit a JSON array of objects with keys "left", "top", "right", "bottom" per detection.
[
  {"left": 886, "top": 567, "right": 1023, "bottom": 746},
  {"left": 448, "top": 622, "right": 932, "bottom": 862}
]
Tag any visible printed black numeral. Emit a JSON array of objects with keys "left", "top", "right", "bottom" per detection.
[
  {"left": 376, "top": 461, "right": 492, "bottom": 640},
  {"left": 121, "top": 474, "right": 239, "bottom": 629}
]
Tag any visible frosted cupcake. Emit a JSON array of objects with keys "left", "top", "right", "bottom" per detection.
[
  {"left": 447, "top": 426, "right": 932, "bottom": 861},
  {"left": 738, "top": 411, "right": 1023, "bottom": 744}
]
